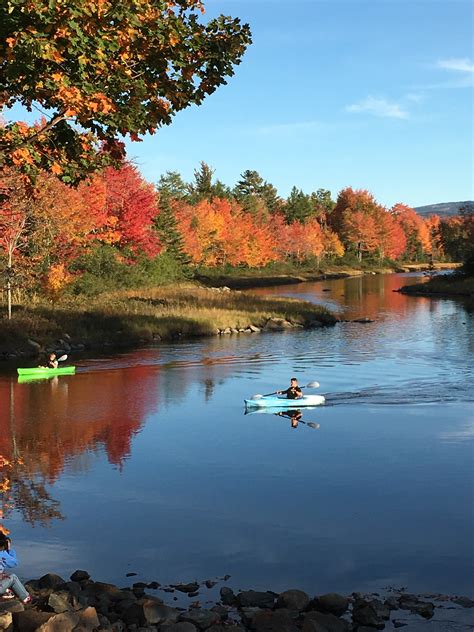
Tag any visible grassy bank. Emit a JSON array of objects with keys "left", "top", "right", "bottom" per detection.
[
  {"left": 0, "top": 284, "right": 336, "bottom": 360},
  {"left": 399, "top": 274, "right": 474, "bottom": 297},
  {"left": 195, "top": 261, "right": 461, "bottom": 289}
]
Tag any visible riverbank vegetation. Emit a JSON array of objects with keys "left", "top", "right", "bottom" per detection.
[
  {"left": 0, "top": 284, "right": 336, "bottom": 358},
  {"left": 1, "top": 162, "right": 470, "bottom": 305}
]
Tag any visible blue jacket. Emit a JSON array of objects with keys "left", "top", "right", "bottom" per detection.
[{"left": 0, "top": 548, "right": 18, "bottom": 573}]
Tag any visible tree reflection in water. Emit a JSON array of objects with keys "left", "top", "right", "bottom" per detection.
[{"left": 0, "top": 367, "right": 159, "bottom": 530}]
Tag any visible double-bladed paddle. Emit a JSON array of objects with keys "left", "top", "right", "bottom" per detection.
[{"left": 251, "top": 380, "right": 320, "bottom": 400}]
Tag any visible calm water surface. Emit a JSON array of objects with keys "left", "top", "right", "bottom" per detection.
[{"left": 0, "top": 273, "right": 473, "bottom": 596}]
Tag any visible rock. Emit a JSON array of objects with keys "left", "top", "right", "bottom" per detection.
[
  {"left": 454, "top": 596, "right": 474, "bottom": 608},
  {"left": 351, "top": 318, "right": 374, "bottom": 323},
  {"left": 406, "top": 601, "right": 435, "bottom": 619},
  {"left": 147, "top": 581, "right": 160, "bottom": 590},
  {"left": 76, "top": 606, "right": 101, "bottom": 630},
  {"left": 124, "top": 600, "right": 180, "bottom": 626},
  {"left": 276, "top": 589, "right": 310, "bottom": 611},
  {"left": 223, "top": 328, "right": 232, "bottom": 335},
  {"left": 208, "top": 626, "right": 245, "bottom": 632},
  {"left": 312, "top": 593, "right": 349, "bottom": 616},
  {"left": 253, "top": 609, "right": 299, "bottom": 632},
  {"left": 179, "top": 608, "right": 220, "bottom": 629},
  {"left": 303, "top": 610, "right": 349, "bottom": 632},
  {"left": 352, "top": 599, "right": 386, "bottom": 629},
  {"left": 12, "top": 609, "right": 53, "bottom": 631},
  {"left": 204, "top": 581, "right": 217, "bottom": 589},
  {"left": 236, "top": 590, "right": 276, "bottom": 608},
  {"left": 249, "top": 325, "right": 260, "bottom": 332},
  {"left": 264, "top": 317, "right": 293, "bottom": 331},
  {"left": 37, "top": 611, "right": 80, "bottom": 631},
  {"left": 165, "top": 623, "right": 198, "bottom": 632},
  {"left": 172, "top": 583, "right": 200, "bottom": 594},
  {"left": 38, "top": 574, "right": 66, "bottom": 590},
  {"left": 0, "top": 601, "right": 24, "bottom": 614},
  {"left": 0, "top": 612, "right": 12, "bottom": 631},
  {"left": 46, "top": 591, "right": 74, "bottom": 613},
  {"left": 231, "top": 328, "right": 239, "bottom": 334},
  {"left": 70, "top": 570, "right": 90, "bottom": 583},
  {"left": 393, "top": 621, "right": 408, "bottom": 629},
  {"left": 219, "top": 587, "right": 235, "bottom": 606},
  {"left": 239, "top": 607, "right": 262, "bottom": 627},
  {"left": 210, "top": 605, "right": 227, "bottom": 619}
]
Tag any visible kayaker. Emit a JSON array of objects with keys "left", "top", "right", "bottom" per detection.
[
  {"left": 39, "top": 353, "right": 58, "bottom": 369},
  {"left": 0, "top": 532, "right": 34, "bottom": 604},
  {"left": 277, "top": 377, "right": 303, "bottom": 400}
]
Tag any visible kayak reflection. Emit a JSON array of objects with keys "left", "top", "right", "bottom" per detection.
[{"left": 245, "top": 407, "right": 320, "bottom": 430}]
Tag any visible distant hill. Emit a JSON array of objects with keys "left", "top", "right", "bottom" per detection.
[{"left": 414, "top": 201, "right": 473, "bottom": 217}]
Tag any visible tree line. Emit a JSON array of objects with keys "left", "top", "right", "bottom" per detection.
[{"left": 1, "top": 160, "right": 472, "bottom": 299}]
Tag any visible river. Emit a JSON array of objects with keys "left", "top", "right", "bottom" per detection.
[{"left": 0, "top": 273, "right": 472, "bottom": 597}]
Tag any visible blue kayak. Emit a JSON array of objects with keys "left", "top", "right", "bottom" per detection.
[{"left": 245, "top": 394, "right": 325, "bottom": 408}]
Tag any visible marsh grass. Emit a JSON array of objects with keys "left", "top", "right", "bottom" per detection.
[
  {"left": 0, "top": 283, "right": 335, "bottom": 354},
  {"left": 401, "top": 274, "right": 474, "bottom": 297}
]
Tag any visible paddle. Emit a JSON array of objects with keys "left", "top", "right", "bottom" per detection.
[
  {"left": 57, "top": 354, "right": 68, "bottom": 362},
  {"left": 251, "top": 381, "right": 320, "bottom": 400}
]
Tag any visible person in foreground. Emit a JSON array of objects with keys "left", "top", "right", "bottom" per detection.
[
  {"left": 0, "top": 532, "right": 33, "bottom": 604},
  {"left": 277, "top": 377, "right": 303, "bottom": 399}
]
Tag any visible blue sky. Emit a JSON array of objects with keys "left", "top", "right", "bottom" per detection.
[{"left": 6, "top": 0, "right": 474, "bottom": 207}]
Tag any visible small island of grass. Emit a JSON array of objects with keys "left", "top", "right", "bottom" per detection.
[{"left": 0, "top": 284, "right": 336, "bottom": 361}]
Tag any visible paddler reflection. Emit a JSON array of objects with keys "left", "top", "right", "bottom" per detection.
[{"left": 275, "top": 409, "right": 320, "bottom": 430}]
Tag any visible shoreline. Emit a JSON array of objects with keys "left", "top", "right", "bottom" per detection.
[
  {"left": 196, "top": 263, "right": 461, "bottom": 290},
  {"left": 5, "top": 570, "right": 472, "bottom": 631},
  {"left": 398, "top": 273, "right": 473, "bottom": 298},
  {"left": 0, "top": 284, "right": 337, "bottom": 364}
]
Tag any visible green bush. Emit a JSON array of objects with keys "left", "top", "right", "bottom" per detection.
[{"left": 68, "top": 246, "right": 188, "bottom": 296}]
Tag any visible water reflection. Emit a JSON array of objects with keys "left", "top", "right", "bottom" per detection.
[
  {"left": 245, "top": 407, "right": 321, "bottom": 430},
  {"left": 0, "top": 274, "right": 471, "bottom": 594}
]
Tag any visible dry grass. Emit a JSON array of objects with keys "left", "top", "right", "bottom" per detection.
[{"left": 0, "top": 283, "right": 336, "bottom": 354}]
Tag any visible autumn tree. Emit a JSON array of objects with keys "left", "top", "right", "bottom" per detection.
[
  {"left": 0, "top": 170, "right": 28, "bottom": 318},
  {"left": 329, "top": 188, "right": 384, "bottom": 260},
  {"left": 391, "top": 203, "right": 431, "bottom": 261},
  {"left": 0, "top": 0, "right": 251, "bottom": 182}
]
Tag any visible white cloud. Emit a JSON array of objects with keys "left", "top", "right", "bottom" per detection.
[
  {"left": 437, "top": 58, "right": 474, "bottom": 73},
  {"left": 346, "top": 96, "right": 409, "bottom": 120}
]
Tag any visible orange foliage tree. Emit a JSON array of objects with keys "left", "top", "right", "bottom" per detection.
[{"left": 391, "top": 203, "right": 431, "bottom": 260}]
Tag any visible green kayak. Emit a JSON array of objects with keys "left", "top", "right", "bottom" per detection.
[{"left": 17, "top": 366, "right": 76, "bottom": 377}]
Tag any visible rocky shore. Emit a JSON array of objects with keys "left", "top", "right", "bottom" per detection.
[{"left": 2, "top": 571, "right": 472, "bottom": 632}]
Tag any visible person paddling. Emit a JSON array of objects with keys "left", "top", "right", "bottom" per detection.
[
  {"left": 277, "top": 377, "right": 303, "bottom": 400},
  {"left": 39, "top": 353, "right": 58, "bottom": 369}
]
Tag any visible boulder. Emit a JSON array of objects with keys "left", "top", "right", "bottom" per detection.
[
  {"left": 124, "top": 600, "right": 180, "bottom": 626},
  {"left": 253, "top": 609, "right": 299, "bottom": 632},
  {"left": 38, "top": 574, "right": 66, "bottom": 590},
  {"left": 236, "top": 590, "right": 276, "bottom": 608},
  {"left": 303, "top": 611, "right": 349, "bottom": 632},
  {"left": 0, "top": 612, "right": 12, "bottom": 631},
  {"left": 166, "top": 623, "right": 198, "bottom": 632},
  {"left": 313, "top": 593, "right": 349, "bottom": 616},
  {"left": 70, "top": 570, "right": 90, "bottom": 583},
  {"left": 12, "top": 609, "right": 53, "bottom": 631},
  {"left": 36, "top": 611, "right": 80, "bottom": 631},
  {"left": 179, "top": 609, "right": 221, "bottom": 630},
  {"left": 264, "top": 318, "right": 293, "bottom": 331},
  {"left": 249, "top": 325, "right": 261, "bottom": 332},
  {"left": 75, "top": 607, "right": 100, "bottom": 630},
  {"left": 352, "top": 599, "right": 386, "bottom": 630},
  {"left": 276, "top": 589, "right": 310, "bottom": 611},
  {"left": 219, "top": 587, "right": 235, "bottom": 606}
]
